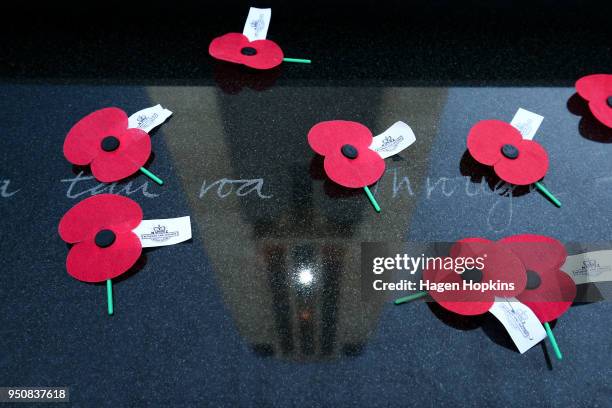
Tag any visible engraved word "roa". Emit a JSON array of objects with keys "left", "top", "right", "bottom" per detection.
[{"left": 198, "top": 178, "right": 272, "bottom": 199}]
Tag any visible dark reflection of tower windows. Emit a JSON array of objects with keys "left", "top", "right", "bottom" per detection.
[
  {"left": 293, "top": 245, "right": 315, "bottom": 356},
  {"left": 320, "top": 245, "right": 342, "bottom": 356},
  {"left": 266, "top": 246, "right": 294, "bottom": 355}
]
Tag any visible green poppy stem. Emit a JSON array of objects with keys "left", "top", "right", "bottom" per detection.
[
  {"left": 283, "top": 57, "right": 311, "bottom": 64},
  {"left": 543, "top": 322, "right": 562, "bottom": 360},
  {"left": 394, "top": 291, "right": 428, "bottom": 305},
  {"left": 139, "top": 167, "right": 164, "bottom": 185},
  {"left": 106, "top": 279, "right": 114, "bottom": 316},
  {"left": 534, "top": 182, "right": 561, "bottom": 207},
  {"left": 363, "top": 186, "right": 381, "bottom": 212}
]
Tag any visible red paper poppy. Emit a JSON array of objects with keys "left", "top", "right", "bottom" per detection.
[
  {"left": 575, "top": 74, "right": 612, "bottom": 128},
  {"left": 64, "top": 107, "right": 152, "bottom": 183},
  {"left": 467, "top": 120, "right": 549, "bottom": 185},
  {"left": 209, "top": 33, "right": 284, "bottom": 70},
  {"left": 58, "top": 194, "right": 143, "bottom": 282},
  {"left": 423, "top": 238, "right": 527, "bottom": 316},
  {"left": 502, "top": 234, "right": 576, "bottom": 323},
  {"left": 307, "top": 120, "right": 385, "bottom": 188}
]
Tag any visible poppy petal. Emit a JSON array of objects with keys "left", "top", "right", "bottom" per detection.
[
  {"left": 576, "top": 74, "right": 612, "bottom": 128},
  {"left": 576, "top": 74, "right": 612, "bottom": 102},
  {"left": 478, "top": 241, "right": 527, "bottom": 297},
  {"left": 66, "top": 231, "right": 142, "bottom": 282},
  {"left": 500, "top": 234, "right": 567, "bottom": 272},
  {"left": 432, "top": 299, "right": 494, "bottom": 316},
  {"left": 90, "top": 128, "right": 151, "bottom": 183},
  {"left": 324, "top": 147, "right": 385, "bottom": 188},
  {"left": 449, "top": 237, "right": 492, "bottom": 259},
  {"left": 450, "top": 239, "right": 526, "bottom": 297},
  {"left": 59, "top": 194, "right": 143, "bottom": 243},
  {"left": 242, "top": 39, "right": 284, "bottom": 70},
  {"left": 467, "top": 120, "right": 522, "bottom": 166},
  {"left": 308, "top": 120, "right": 373, "bottom": 156},
  {"left": 517, "top": 269, "right": 576, "bottom": 323},
  {"left": 589, "top": 100, "right": 612, "bottom": 128},
  {"left": 64, "top": 107, "right": 129, "bottom": 165},
  {"left": 209, "top": 33, "right": 250, "bottom": 65},
  {"left": 209, "top": 33, "right": 284, "bottom": 70},
  {"left": 494, "top": 140, "right": 548, "bottom": 185},
  {"left": 423, "top": 266, "right": 494, "bottom": 316}
]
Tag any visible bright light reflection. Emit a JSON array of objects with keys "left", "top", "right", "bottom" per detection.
[{"left": 298, "top": 268, "right": 314, "bottom": 286}]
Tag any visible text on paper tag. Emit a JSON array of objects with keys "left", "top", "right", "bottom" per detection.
[
  {"left": 489, "top": 297, "right": 547, "bottom": 354},
  {"left": 561, "top": 250, "right": 612, "bottom": 285},
  {"left": 370, "top": 121, "right": 416, "bottom": 159},
  {"left": 510, "top": 108, "right": 544, "bottom": 140},
  {"left": 243, "top": 7, "right": 272, "bottom": 41},
  {"left": 128, "top": 105, "right": 173, "bottom": 133},
  {"left": 133, "top": 216, "right": 192, "bottom": 248}
]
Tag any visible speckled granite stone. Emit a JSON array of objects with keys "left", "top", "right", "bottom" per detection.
[{"left": 0, "top": 1, "right": 611, "bottom": 406}]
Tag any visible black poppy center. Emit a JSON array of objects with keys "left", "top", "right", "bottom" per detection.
[
  {"left": 101, "top": 136, "right": 120, "bottom": 152},
  {"left": 241, "top": 47, "right": 258, "bottom": 56},
  {"left": 607, "top": 96, "right": 612, "bottom": 108},
  {"left": 341, "top": 144, "right": 359, "bottom": 159},
  {"left": 525, "top": 270, "right": 542, "bottom": 290},
  {"left": 461, "top": 268, "right": 483, "bottom": 283},
  {"left": 95, "top": 229, "right": 116, "bottom": 248},
  {"left": 501, "top": 143, "right": 519, "bottom": 159}
]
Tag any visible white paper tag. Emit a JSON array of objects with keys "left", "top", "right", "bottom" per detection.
[
  {"left": 489, "top": 297, "right": 547, "bottom": 354},
  {"left": 510, "top": 108, "right": 544, "bottom": 140},
  {"left": 561, "top": 250, "right": 612, "bottom": 285},
  {"left": 370, "top": 121, "right": 416, "bottom": 159},
  {"left": 132, "top": 216, "right": 192, "bottom": 248},
  {"left": 128, "top": 105, "right": 173, "bottom": 133},
  {"left": 243, "top": 7, "right": 271, "bottom": 41}
]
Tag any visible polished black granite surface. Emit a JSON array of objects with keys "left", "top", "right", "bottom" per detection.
[{"left": 1, "top": 1, "right": 611, "bottom": 407}]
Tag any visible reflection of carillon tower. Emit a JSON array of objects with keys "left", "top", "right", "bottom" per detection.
[
  {"left": 251, "top": 161, "right": 369, "bottom": 361},
  {"left": 152, "top": 84, "right": 446, "bottom": 361}
]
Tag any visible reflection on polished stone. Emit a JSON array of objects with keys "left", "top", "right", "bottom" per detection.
[{"left": 150, "top": 85, "right": 445, "bottom": 361}]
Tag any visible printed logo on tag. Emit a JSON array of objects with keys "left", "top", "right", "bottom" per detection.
[
  {"left": 128, "top": 105, "right": 173, "bottom": 133},
  {"left": 133, "top": 216, "right": 192, "bottom": 248},
  {"left": 489, "top": 297, "right": 546, "bottom": 354},
  {"left": 510, "top": 108, "right": 544, "bottom": 140},
  {"left": 561, "top": 250, "right": 612, "bottom": 285},
  {"left": 370, "top": 121, "right": 416, "bottom": 159},
  {"left": 243, "top": 7, "right": 272, "bottom": 41},
  {"left": 141, "top": 225, "right": 178, "bottom": 243}
]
